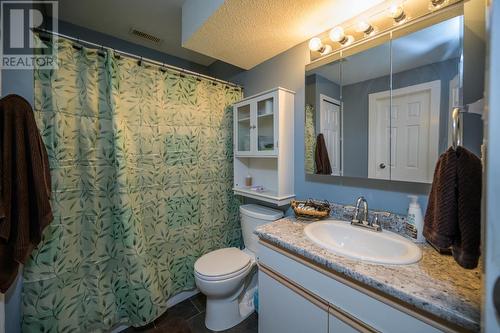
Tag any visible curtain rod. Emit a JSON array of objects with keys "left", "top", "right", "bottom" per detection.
[{"left": 34, "top": 28, "right": 243, "bottom": 89}]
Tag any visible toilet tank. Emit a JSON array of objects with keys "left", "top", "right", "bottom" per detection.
[{"left": 240, "top": 204, "right": 284, "bottom": 253}]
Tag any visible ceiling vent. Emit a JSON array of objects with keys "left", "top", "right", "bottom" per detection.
[{"left": 129, "top": 28, "right": 162, "bottom": 44}]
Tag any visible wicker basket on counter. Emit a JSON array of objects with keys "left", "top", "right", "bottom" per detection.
[{"left": 291, "top": 199, "right": 331, "bottom": 220}]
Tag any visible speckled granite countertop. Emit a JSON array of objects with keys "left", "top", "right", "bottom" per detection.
[{"left": 255, "top": 217, "right": 481, "bottom": 332}]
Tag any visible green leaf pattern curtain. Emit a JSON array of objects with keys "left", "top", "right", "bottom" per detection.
[{"left": 23, "top": 37, "right": 243, "bottom": 332}]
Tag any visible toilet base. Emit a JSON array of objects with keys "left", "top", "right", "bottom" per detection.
[
  {"left": 204, "top": 294, "right": 252, "bottom": 331},
  {"left": 204, "top": 272, "right": 257, "bottom": 331}
]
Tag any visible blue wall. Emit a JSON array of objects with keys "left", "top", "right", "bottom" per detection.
[
  {"left": 54, "top": 20, "right": 210, "bottom": 75},
  {"left": 223, "top": 41, "right": 430, "bottom": 215}
]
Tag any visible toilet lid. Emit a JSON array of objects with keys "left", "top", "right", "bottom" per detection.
[{"left": 194, "top": 248, "right": 251, "bottom": 277}]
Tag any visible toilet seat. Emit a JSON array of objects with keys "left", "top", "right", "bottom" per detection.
[{"left": 194, "top": 248, "right": 253, "bottom": 281}]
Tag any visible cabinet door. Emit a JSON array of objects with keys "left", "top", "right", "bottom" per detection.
[
  {"left": 259, "top": 268, "right": 328, "bottom": 333},
  {"left": 235, "top": 103, "right": 252, "bottom": 155},
  {"left": 254, "top": 92, "right": 278, "bottom": 155},
  {"left": 329, "top": 313, "right": 362, "bottom": 333}
]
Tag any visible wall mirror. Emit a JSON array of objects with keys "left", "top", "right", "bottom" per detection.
[{"left": 305, "top": 10, "right": 482, "bottom": 184}]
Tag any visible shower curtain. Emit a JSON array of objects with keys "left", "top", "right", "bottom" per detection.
[{"left": 22, "top": 37, "right": 243, "bottom": 332}]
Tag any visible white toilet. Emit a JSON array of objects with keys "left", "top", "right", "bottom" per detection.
[{"left": 194, "top": 204, "right": 283, "bottom": 331}]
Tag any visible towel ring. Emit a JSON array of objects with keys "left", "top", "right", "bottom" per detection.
[{"left": 451, "top": 107, "right": 462, "bottom": 150}]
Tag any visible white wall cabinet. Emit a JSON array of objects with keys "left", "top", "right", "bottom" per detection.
[
  {"left": 235, "top": 90, "right": 278, "bottom": 156},
  {"left": 233, "top": 87, "right": 295, "bottom": 206}
]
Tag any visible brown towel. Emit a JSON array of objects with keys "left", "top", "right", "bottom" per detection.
[
  {"left": 0, "top": 94, "right": 53, "bottom": 292},
  {"left": 315, "top": 133, "right": 332, "bottom": 175},
  {"left": 423, "top": 146, "right": 482, "bottom": 269}
]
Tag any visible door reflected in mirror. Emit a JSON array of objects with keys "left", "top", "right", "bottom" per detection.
[
  {"left": 305, "top": 59, "right": 341, "bottom": 175},
  {"left": 388, "top": 16, "right": 462, "bottom": 183},
  {"left": 344, "top": 42, "right": 391, "bottom": 180}
]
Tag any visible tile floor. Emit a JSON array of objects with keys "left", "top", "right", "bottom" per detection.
[{"left": 124, "top": 293, "right": 258, "bottom": 333}]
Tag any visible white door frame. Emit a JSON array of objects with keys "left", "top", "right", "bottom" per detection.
[
  {"left": 484, "top": 0, "right": 500, "bottom": 331},
  {"left": 368, "top": 80, "right": 441, "bottom": 181},
  {"left": 319, "top": 94, "right": 342, "bottom": 175}
]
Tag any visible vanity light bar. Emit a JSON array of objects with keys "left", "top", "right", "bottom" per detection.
[{"left": 307, "top": 0, "right": 461, "bottom": 61}]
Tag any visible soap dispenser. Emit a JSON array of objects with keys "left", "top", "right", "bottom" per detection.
[{"left": 405, "top": 195, "right": 425, "bottom": 243}]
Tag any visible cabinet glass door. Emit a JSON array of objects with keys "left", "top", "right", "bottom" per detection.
[
  {"left": 256, "top": 96, "right": 276, "bottom": 153},
  {"left": 237, "top": 104, "right": 251, "bottom": 153}
]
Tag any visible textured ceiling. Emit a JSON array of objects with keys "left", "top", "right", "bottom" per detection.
[
  {"left": 182, "top": 0, "right": 386, "bottom": 70},
  {"left": 56, "top": 0, "right": 216, "bottom": 66}
]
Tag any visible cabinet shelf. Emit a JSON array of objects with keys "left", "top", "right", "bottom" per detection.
[
  {"left": 234, "top": 154, "right": 277, "bottom": 158},
  {"left": 258, "top": 113, "right": 273, "bottom": 118},
  {"left": 233, "top": 187, "right": 295, "bottom": 206}
]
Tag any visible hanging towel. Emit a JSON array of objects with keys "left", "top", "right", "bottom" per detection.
[
  {"left": 315, "top": 133, "right": 332, "bottom": 175},
  {"left": 423, "top": 146, "right": 482, "bottom": 269},
  {"left": 0, "top": 94, "right": 53, "bottom": 292}
]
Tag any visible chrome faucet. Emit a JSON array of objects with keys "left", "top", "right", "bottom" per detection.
[
  {"left": 351, "top": 196, "right": 382, "bottom": 232},
  {"left": 353, "top": 196, "right": 368, "bottom": 223}
]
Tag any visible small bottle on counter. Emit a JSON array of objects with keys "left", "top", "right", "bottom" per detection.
[
  {"left": 245, "top": 175, "right": 252, "bottom": 187},
  {"left": 405, "top": 195, "right": 425, "bottom": 243}
]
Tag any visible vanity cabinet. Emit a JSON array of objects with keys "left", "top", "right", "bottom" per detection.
[
  {"left": 232, "top": 87, "right": 295, "bottom": 205},
  {"left": 258, "top": 241, "right": 458, "bottom": 333}
]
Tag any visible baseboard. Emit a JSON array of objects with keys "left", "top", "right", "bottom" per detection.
[{"left": 166, "top": 289, "right": 200, "bottom": 308}]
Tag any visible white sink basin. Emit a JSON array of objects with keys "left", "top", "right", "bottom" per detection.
[{"left": 304, "top": 220, "right": 422, "bottom": 265}]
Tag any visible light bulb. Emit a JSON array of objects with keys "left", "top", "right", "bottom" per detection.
[
  {"left": 429, "top": 0, "right": 448, "bottom": 10},
  {"left": 329, "top": 26, "right": 354, "bottom": 46},
  {"left": 388, "top": 4, "right": 402, "bottom": 17},
  {"left": 320, "top": 44, "right": 332, "bottom": 56},
  {"left": 388, "top": 4, "right": 406, "bottom": 24},
  {"left": 308, "top": 37, "right": 323, "bottom": 52},
  {"left": 355, "top": 21, "right": 375, "bottom": 35},
  {"left": 343, "top": 36, "right": 355, "bottom": 46},
  {"left": 329, "top": 27, "right": 346, "bottom": 43}
]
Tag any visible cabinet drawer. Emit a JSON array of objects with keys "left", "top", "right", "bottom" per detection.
[{"left": 258, "top": 241, "right": 453, "bottom": 333}]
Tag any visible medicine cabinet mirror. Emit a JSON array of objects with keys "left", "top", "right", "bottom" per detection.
[{"left": 305, "top": 9, "right": 483, "bottom": 184}]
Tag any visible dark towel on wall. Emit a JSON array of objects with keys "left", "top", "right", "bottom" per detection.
[
  {"left": 0, "top": 94, "right": 53, "bottom": 292},
  {"left": 315, "top": 133, "right": 332, "bottom": 175},
  {"left": 423, "top": 146, "right": 482, "bottom": 269}
]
